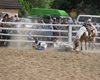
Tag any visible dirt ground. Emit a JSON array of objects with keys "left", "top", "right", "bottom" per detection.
[{"left": 0, "top": 47, "right": 100, "bottom": 80}]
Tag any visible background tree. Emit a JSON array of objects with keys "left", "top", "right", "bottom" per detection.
[
  {"left": 79, "top": 0, "right": 100, "bottom": 14},
  {"left": 18, "top": 0, "right": 54, "bottom": 16},
  {"left": 18, "top": 0, "right": 100, "bottom": 16},
  {"left": 28, "top": 0, "right": 54, "bottom": 8},
  {"left": 51, "top": 0, "right": 100, "bottom": 15},
  {"left": 18, "top": 0, "right": 31, "bottom": 16}
]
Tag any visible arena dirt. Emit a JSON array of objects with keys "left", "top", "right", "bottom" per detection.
[{"left": 0, "top": 47, "right": 100, "bottom": 80}]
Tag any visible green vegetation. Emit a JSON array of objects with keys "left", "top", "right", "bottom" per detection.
[{"left": 18, "top": 0, "right": 100, "bottom": 16}]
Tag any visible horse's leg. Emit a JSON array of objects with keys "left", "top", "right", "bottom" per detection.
[
  {"left": 80, "top": 42, "right": 83, "bottom": 50},
  {"left": 92, "top": 39, "right": 96, "bottom": 50},
  {"left": 89, "top": 41, "right": 90, "bottom": 47},
  {"left": 91, "top": 41, "right": 94, "bottom": 50},
  {"left": 93, "top": 38, "right": 96, "bottom": 49},
  {"left": 85, "top": 41, "right": 87, "bottom": 50}
]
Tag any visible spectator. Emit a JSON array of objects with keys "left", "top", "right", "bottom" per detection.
[
  {"left": 0, "top": 13, "right": 4, "bottom": 22},
  {"left": 4, "top": 14, "right": 9, "bottom": 21},
  {"left": 61, "top": 18, "right": 69, "bottom": 29},
  {"left": 10, "top": 16, "right": 15, "bottom": 22},
  {"left": 14, "top": 14, "right": 19, "bottom": 21},
  {"left": 1, "top": 15, "right": 9, "bottom": 46},
  {"left": 61, "top": 18, "right": 69, "bottom": 36},
  {"left": 61, "top": 18, "right": 68, "bottom": 24},
  {"left": 45, "top": 19, "right": 53, "bottom": 41},
  {"left": 38, "top": 19, "right": 45, "bottom": 40},
  {"left": 52, "top": 17, "right": 59, "bottom": 40},
  {"left": 39, "top": 19, "right": 45, "bottom": 29},
  {"left": 72, "top": 19, "right": 80, "bottom": 30},
  {"left": 72, "top": 19, "right": 77, "bottom": 25}
]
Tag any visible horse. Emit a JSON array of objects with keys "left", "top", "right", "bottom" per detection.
[{"left": 73, "top": 24, "right": 97, "bottom": 51}]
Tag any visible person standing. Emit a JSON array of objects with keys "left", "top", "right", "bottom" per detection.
[
  {"left": 52, "top": 17, "right": 59, "bottom": 40},
  {"left": 61, "top": 18, "right": 69, "bottom": 39},
  {"left": 14, "top": 14, "right": 19, "bottom": 21},
  {"left": 1, "top": 14, "right": 9, "bottom": 46}
]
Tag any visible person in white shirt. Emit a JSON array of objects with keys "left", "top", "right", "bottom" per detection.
[{"left": 14, "top": 14, "right": 19, "bottom": 21}]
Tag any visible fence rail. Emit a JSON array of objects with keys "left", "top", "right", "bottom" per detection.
[{"left": 0, "top": 22, "right": 100, "bottom": 46}]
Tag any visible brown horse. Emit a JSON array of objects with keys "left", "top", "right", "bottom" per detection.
[{"left": 73, "top": 24, "right": 97, "bottom": 51}]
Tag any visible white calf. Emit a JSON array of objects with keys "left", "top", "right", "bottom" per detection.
[{"left": 53, "top": 39, "right": 73, "bottom": 51}]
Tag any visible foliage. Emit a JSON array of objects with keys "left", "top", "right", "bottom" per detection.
[
  {"left": 28, "top": 0, "right": 54, "bottom": 8},
  {"left": 18, "top": 0, "right": 31, "bottom": 16},
  {"left": 51, "top": 0, "right": 100, "bottom": 15},
  {"left": 18, "top": 0, "right": 100, "bottom": 16},
  {"left": 18, "top": 0, "right": 54, "bottom": 16}
]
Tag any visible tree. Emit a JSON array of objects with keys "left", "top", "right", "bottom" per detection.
[
  {"left": 18, "top": 0, "right": 31, "bottom": 16},
  {"left": 51, "top": 0, "right": 100, "bottom": 15},
  {"left": 18, "top": 0, "right": 100, "bottom": 16},
  {"left": 18, "top": 0, "right": 54, "bottom": 16},
  {"left": 29, "top": 0, "right": 54, "bottom": 8},
  {"left": 51, "top": 0, "right": 72, "bottom": 12}
]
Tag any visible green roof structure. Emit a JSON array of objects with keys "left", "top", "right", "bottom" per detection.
[{"left": 30, "top": 8, "right": 68, "bottom": 16}]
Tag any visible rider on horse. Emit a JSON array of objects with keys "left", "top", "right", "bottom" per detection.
[{"left": 83, "top": 19, "right": 95, "bottom": 38}]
